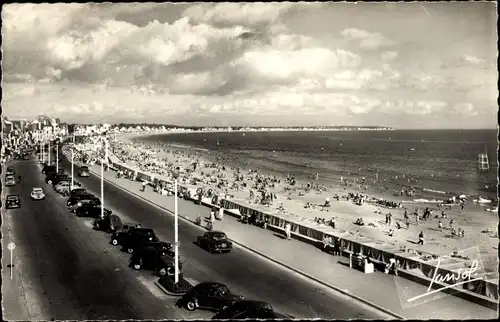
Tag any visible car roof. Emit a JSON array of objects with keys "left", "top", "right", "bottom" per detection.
[
  {"left": 6, "top": 175, "right": 15, "bottom": 179},
  {"left": 7, "top": 195, "right": 20, "bottom": 199}
]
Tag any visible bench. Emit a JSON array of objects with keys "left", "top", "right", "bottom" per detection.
[{"left": 349, "top": 254, "right": 375, "bottom": 274}]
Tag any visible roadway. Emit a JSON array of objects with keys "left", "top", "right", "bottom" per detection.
[
  {"left": 2, "top": 157, "right": 210, "bottom": 320},
  {"left": 56, "top": 156, "right": 392, "bottom": 319}
]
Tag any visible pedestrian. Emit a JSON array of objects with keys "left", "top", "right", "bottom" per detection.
[
  {"left": 415, "top": 213, "right": 419, "bottom": 226},
  {"left": 438, "top": 220, "right": 443, "bottom": 231},
  {"left": 385, "top": 213, "right": 389, "bottom": 224},
  {"left": 141, "top": 181, "right": 147, "bottom": 192},
  {"left": 388, "top": 213, "right": 392, "bottom": 225},
  {"left": 210, "top": 210, "right": 215, "bottom": 229},
  {"left": 418, "top": 231, "right": 424, "bottom": 245},
  {"left": 284, "top": 222, "right": 292, "bottom": 240},
  {"left": 218, "top": 207, "right": 224, "bottom": 221}
]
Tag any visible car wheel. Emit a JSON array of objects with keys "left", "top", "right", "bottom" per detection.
[
  {"left": 221, "top": 305, "right": 229, "bottom": 311},
  {"left": 133, "top": 261, "right": 142, "bottom": 270},
  {"left": 47, "top": 180, "right": 52, "bottom": 184},
  {"left": 158, "top": 268, "right": 167, "bottom": 276},
  {"left": 127, "top": 248, "right": 134, "bottom": 254},
  {"left": 111, "top": 239, "right": 118, "bottom": 246},
  {"left": 186, "top": 300, "right": 197, "bottom": 311}
]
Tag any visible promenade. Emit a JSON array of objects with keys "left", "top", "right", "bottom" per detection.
[{"left": 84, "top": 162, "right": 497, "bottom": 320}]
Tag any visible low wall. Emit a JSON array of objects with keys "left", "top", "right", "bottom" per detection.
[{"left": 67, "top": 142, "right": 499, "bottom": 305}]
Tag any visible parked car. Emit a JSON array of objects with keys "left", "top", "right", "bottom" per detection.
[
  {"left": 93, "top": 213, "right": 122, "bottom": 232},
  {"left": 196, "top": 231, "right": 233, "bottom": 253},
  {"left": 41, "top": 165, "right": 56, "bottom": 175},
  {"left": 54, "top": 181, "right": 71, "bottom": 194},
  {"left": 120, "top": 228, "right": 159, "bottom": 254},
  {"left": 110, "top": 223, "right": 143, "bottom": 246},
  {"left": 130, "top": 241, "right": 181, "bottom": 276},
  {"left": 75, "top": 203, "right": 111, "bottom": 218},
  {"left": 78, "top": 166, "right": 90, "bottom": 177},
  {"left": 177, "top": 282, "right": 244, "bottom": 312},
  {"left": 6, "top": 167, "right": 15, "bottom": 176},
  {"left": 5, "top": 175, "right": 16, "bottom": 186},
  {"left": 50, "top": 175, "right": 71, "bottom": 187},
  {"left": 211, "top": 300, "right": 292, "bottom": 319},
  {"left": 5, "top": 195, "right": 21, "bottom": 209},
  {"left": 69, "top": 188, "right": 87, "bottom": 198},
  {"left": 220, "top": 308, "right": 293, "bottom": 319},
  {"left": 67, "top": 193, "right": 98, "bottom": 207},
  {"left": 30, "top": 187, "right": 46, "bottom": 200}
]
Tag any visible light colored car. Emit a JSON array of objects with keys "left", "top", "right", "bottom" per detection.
[
  {"left": 5, "top": 176, "right": 16, "bottom": 186},
  {"left": 31, "top": 187, "right": 46, "bottom": 200},
  {"left": 78, "top": 167, "right": 90, "bottom": 177},
  {"left": 55, "top": 181, "right": 70, "bottom": 192}
]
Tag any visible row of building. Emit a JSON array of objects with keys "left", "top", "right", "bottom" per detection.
[{"left": 1, "top": 115, "right": 69, "bottom": 140}]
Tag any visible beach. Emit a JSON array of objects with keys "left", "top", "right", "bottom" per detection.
[{"left": 75, "top": 130, "right": 499, "bottom": 275}]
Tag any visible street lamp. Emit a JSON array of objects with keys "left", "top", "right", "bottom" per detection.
[
  {"left": 56, "top": 143, "right": 59, "bottom": 173},
  {"left": 172, "top": 167, "right": 181, "bottom": 284},
  {"left": 48, "top": 140, "right": 51, "bottom": 165},
  {"left": 71, "top": 134, "right": 75, "bottom": 189},
  {"left": 101, "top": 157, "right": 104, "bottom": 219}
]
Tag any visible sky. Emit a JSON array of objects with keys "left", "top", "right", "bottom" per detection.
[{"left": 1, "top": 2, "right": 498, "bottom": 128}]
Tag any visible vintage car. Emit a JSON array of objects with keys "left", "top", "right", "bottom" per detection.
[
  {"left": 30, "top": 187, "right": 46, "bottom": 200},
  {"left": 75, "top": 203, "right": 111, "bottom": 218},
  {"left": 177, "top": 282, "right": 243, "bottom": 312},
  {"left": 5, "top": 175, "right": 16, "bottom": 186},
  {"left": 211, "top": 300, "right": 293, "bottom": 319},
  {"left": 6, "top": 166, "right": 15, "bottom": 176},
  {"left": 93, "top": 213, "right": 122, "bottom": 232},
  {"left": 130, "top": 241, "right": 181, "bottom": 276},
  {"left": 5, "top": 195, "right": 21, "bottom": 209},
  {"left": 78, "top": 166, "right": 90, "bottom": 177},
  {"left": 119, "top": 228, "right": 159, "bottom": 254},
  {"left": 196, "top": 231, "right": 233, "bottom": 253},
  {"left": 110, "top": 223, "right": 143, "bottom": 246}
]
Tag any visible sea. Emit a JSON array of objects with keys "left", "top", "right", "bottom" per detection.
[{"left": 137, "top": 130, "right": 498, "bottom": 200}]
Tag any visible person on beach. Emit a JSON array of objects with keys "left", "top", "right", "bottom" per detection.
[
  {"left": 438, "top": 220, "right": 443, "bottom": 231},
  {"left": 418, "top": 231, "right": 424, "bottom": 245},
  {"left": 284, "top": 222, "right": 292, "bottom": 240}
]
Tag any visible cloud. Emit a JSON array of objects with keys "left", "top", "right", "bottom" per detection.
[
  {"left": 1, "top": 3, "right": 497, "bottom": 128},
  {"left": 183, "top": 3, "right": 294, "bottom": 28},
  {"left": 340, "top": 28, "right": 393, "bottom": 50},
  {"left": 381, "top": 51, "right": 398, "bottom": 61}
]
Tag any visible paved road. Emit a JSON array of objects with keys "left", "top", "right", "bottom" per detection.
[
  {"left": 58, "top": 157, "right": 392, "bottom": 319},
  {"left": 2, "top": 158, "right": 209, "bottom": 320}
]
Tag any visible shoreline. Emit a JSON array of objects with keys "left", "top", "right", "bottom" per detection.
[{"left": 119, "top": 130, "right": 498, "bottom": 202}]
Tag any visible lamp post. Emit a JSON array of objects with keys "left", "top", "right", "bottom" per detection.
[
  {"left": 101, "top": 157, "right": 104, "bottom": 219},
  {"left": 71, "top": 134, "right": 75, "bottom": 189},
  {"left": 56, "top": 143, "right": 59, "bottom": 173},
  {"left": 48, "top": 140, "right": 51, "bottom": 165},
  {"left": 172, "top": 167, "right": 181, "bottom": 284}
]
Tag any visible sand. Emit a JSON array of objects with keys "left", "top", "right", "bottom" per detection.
[{"left": 77, "top": 132, "right": 499, "bottom": 275}]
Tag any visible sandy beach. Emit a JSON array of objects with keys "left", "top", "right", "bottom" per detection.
[{"left": 76, "top": 131, "right": 499, "bottom": 275}]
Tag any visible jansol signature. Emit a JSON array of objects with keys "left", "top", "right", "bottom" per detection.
[{"left": 407, "top": 257, "right": 483, "bottom": 303}]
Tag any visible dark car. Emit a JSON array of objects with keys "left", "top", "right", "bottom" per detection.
[
  {"left": 50, "top": 175, "right": 70, "bottom": 186},
  {"left": 67, "top": 193, "right": 99, "bottom": 207},
  {"left": 93, "top": 213, "right": 122, "bottom": 232},
  {"left": 6, "top": 167, "right": 15, "bottom": 176},
  {"left": 177, "top": 282, "right": 244, "bottom": 312},
  {"left": 5, "top": 195, "right": 21, "bottom": 209},
  {"left": 130, "top": 241, "right": 182, "bottom": 276},
  {"left": 110, "top": 223, "right": 143, "bottom": 246},
  {"left": 69, "top": 188, "right": 88, "bottom": 198},
  {"left": 211, "top": 300, "right": 274, "bottom": 319},
  {"left": 196, "top": 231, "right": 233, "bottom": 253},
  {"left": 120, "top": 228, "right": 159, "bottom": 254},
  {"left": 42, "top": 165, "right": 56, "bottom": 175},
  {"left": 75, "top": 203, "right": 111, "bottom": 218},
  {"left": 222, "top": 308, "right": 294, "bottom": 319}
]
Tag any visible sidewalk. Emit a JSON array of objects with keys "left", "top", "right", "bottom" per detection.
[{"left": 85, "top": 164, "right": 497, "bottom": 320}]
